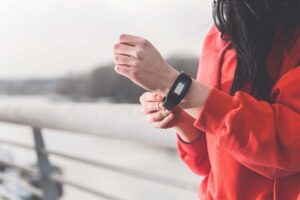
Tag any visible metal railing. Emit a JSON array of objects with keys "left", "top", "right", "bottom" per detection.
[{"left": 0, "top": 99, "right": 198, "bottom": 200}]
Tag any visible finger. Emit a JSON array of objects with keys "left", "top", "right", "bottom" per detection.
[
  {"left": 146, "top": 110, "right": 172, "bottom": 123},
  {"left": 114, "top": 65, "right": 132, "bottom": 77},
  {"left": 119, "top": 34, "right": 145, "bottom": 46},
  {"left": 113, "top": 43, "right": 136, "bottom": 57},
  {"left": 143, "top": 101, "right": 164, "bottom": 114},
  {"left": 140, "top": 92, "right": 163, "bottom": 103},
  {"left": 154, "top": 113, "right": 174, "bottom": 129},
  {"left": 114, "top": 54, "right": 137, "bottom": 66}
]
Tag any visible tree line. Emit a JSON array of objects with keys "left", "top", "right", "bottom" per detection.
[{"left": 0, "top": 55, "right": 198, "bottom": 103}]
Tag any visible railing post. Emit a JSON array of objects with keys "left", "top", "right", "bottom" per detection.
[{"left": 33, "top": 127, "right": 60, "bottom": 200}]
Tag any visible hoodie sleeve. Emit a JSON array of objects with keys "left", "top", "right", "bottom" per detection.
[
  {"left": 175, "top": 109, "right": 211, "bottom": 176},
  {"left": 193, "top": 66, "right": 300, "bottom": 179},
  {"left": 176, "top": 131, "right": 211, "bottom": 176}
]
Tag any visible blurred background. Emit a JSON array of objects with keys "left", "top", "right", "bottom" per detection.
[{"left": 0, "top": 0, "right": 212, "bottom": 199}]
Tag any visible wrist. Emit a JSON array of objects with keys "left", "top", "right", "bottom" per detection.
[
  {"left": 177, "top": 132, "right": 204, "bottom": 144},
  {"left": 174, "top": 110, "right": 204, "bottom": 143},
  {"left": 159, "top": 68, "right": 180, "bottom": 96}
]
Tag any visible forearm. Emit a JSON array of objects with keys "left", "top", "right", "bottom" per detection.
[
  {"left": 178, "top": 78, "right": 212, "bottom": 119},
  {"left": 158, "top": 71, "right": 212, "bottom": 141},
  {"left": 173, "top": 109, "right": 204, "bottom": 143}
]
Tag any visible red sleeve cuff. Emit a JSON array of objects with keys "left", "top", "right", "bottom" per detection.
[
  {"left": 193, "top": 88, "right": 235, "bottom": 134},
  {"left": 176, "top": 132, "right": 205, "bottom": 158}
]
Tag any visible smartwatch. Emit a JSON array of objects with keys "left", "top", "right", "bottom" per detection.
[{"left": 162, "top": 71, "right": 192, "bottom": 111}]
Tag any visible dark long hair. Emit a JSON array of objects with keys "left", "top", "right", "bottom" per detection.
[{"left": 213, "top": 0, "right": 300, "bottom": 101}]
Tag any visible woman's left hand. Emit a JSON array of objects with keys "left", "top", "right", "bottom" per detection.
[{"left": 113, "top": 34, "right": 180, "bottom": 95}]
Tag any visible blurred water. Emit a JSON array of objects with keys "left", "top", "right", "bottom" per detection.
[{"left": 0, "top": 111, "right": 201, "bottom": 200}]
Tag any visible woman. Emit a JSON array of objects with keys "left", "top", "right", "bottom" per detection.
[{"left": 113, "top": 0, "right": 300, "bottom": 199}]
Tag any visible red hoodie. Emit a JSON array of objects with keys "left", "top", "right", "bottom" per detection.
[{"left": 176, "top": 25, "right": 300, "bottom": 200}]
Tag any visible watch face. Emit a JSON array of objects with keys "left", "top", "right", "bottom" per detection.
[{"left": 174, "top": 81, "right": 186, "bottom": 95}]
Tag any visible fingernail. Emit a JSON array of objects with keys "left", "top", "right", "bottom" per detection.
[
  {"left": 155, "top": 95, "right": 162, "bottom": 101},
  {"left": 158, "top": 102, "right": 163, "bottom": 109}
]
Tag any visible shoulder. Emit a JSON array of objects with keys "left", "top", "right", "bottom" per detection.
[
  {"left": 206, "top": 24, "right": 220, "bottom": 38},
  {"left": 196, "top": 25, "right": 232, "bottom": 85},
  {"left": 202, "top": 25, "right": 229, "bottom": 52}
]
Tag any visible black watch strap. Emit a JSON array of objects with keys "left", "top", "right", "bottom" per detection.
[{"left": 162, "top": 71, "right": 192, "bottom": 111}]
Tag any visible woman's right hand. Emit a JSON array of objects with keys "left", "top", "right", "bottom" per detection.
[{"left": 139, "top": 92, "right": 181, "bottom": 129}]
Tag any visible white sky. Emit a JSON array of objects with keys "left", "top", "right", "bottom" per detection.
[{"left": 0, "top": 0, "right": 212, "bottom": 79}]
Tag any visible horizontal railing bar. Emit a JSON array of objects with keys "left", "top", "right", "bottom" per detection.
[
  {"left": 0, "top": 139, "right": 33, "bottom": 150},
  {"left": 0, "top": 139, "right": 198, "bottom": 192},
  {"left": 0, "top": 101, "right": 176, "bottom": 148},
  {"left": 0, "top": 172, "right": 43, "bottom": 197},
  {"left": 47, "top": 150, "right": 198, "bottom": 192}
]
